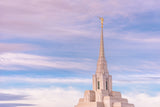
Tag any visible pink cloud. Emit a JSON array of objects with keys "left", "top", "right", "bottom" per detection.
[
  {"left": 0, "top": 52, "right": 95, "bottom": 71},
  {"left": 0, "top": 43, "right": 37, "bottom": 52},
  {"left": 0, "top": 0, "right": 160, "bottom": 40}
]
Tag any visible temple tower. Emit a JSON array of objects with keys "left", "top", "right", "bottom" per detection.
[
  {"left": 75, "top": 18, "right": 134, "bottom": 107},
  {"left": 92, "top": 17, "right": 112, "bottom": 102}
]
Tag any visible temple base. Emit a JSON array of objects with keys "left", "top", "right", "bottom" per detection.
[
  {"left": 75, "top": 90, "right": 134, "bottom": 107},
  {"left": 75, "top": 102, "right": 103, "bottom": 107}
]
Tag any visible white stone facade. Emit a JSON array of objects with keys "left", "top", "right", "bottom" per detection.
[{"left": 75, "top": 18, "right": 134, "bottom": 107}]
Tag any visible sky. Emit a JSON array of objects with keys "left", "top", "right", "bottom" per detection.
[{"left": 0, "top": 0, "right": 160, "bottom": 107}]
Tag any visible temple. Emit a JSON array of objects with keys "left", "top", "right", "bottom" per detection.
[{"left": 74, "top": 18, "right": 134, "bottom": 107}]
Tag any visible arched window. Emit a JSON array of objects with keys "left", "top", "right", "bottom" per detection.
[
  {"left": 98, "top": 81, "right": 100, "bottom": 89},
  {"left": 106, "top": 81, "right": 107, "bottom": 90}
]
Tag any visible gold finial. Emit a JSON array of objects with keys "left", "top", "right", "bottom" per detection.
[{"left": 99, "top": 17, "right": 104, "bottom": 28}]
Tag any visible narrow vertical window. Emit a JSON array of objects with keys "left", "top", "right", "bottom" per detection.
[
  {"left": 98, "top": 81, "right": 100, "bottom": 89},
  {"left": 106, "top": 81, "right": 107, "bottom": 90}
]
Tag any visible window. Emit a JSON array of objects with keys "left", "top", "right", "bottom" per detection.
[
  {"left": 98, "top": 81, "right": 100, "bottom": 89},
  {"left": 106, "top": 81, "right": 108, "bottom": 90}
]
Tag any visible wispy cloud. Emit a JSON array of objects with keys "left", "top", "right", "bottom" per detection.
[
  {"left": 0, "top": 87, "right": 82, "bottom": 107},
  {"left": 1, "top": 0, "right": 160, "bottom": 40},
  {"left": 110, "top": 60, "right": 160, "bottom": 73},
  {"left": 0, "top": 93, "right": 34, "bottom": 107},
  {"left": 0, "top": 76, "right": 91, "bottom": 84},
  {"left": 109, "top": 31, "right": 160, "bottom": 43},
  {"left": 1, "top": 73, "right": 160, "bottom": 85},
  {"left": 0, "top": 43, "right": 37, "bottom": 53},
  {"left": 109, "top": 60, "right": 160, "bottom": 84},
  {"left": 0, "top": 93, "right": 27, "bottom": 101},
  {"left": 0, "top": 103, "right": 33, "bottom": 107},
  {"left": 113, "top": 73, "right": 160, "bottom": 85},
  {"left": 124, "top": 92, "right": 160, "bottom": 107},
  {"left": 0, "top": 87, "right": 159, "bottom": 107},
  {"left": 0, "top": 53, "right": 95, "bottom": 71}
]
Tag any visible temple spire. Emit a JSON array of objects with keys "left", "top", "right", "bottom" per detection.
[
  {"left": 96, "top": 17, "right": 108, "bottom": 74},
  {"left": 99, "top": 17, "right": 105, "bottom": 58}
]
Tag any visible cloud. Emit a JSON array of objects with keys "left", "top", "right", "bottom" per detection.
[
  {"left": 108, "top": 60, "right": 160, "bottom": 85},
  {"left": 0, "top": 87, "right": 82, "bottom": 107},
  {"left": 0, "top": 43, "right": 37, "bottom": 53},
  {"left": 0, "top": 93, "right": 27, "bottom": 101},
  {"left": 112, "top": 73, "right": 160, "bottom": 85},
  {"left": 0, "top": 76, "right": 91, "bottom": 84},
  {"left": 0, "top": 87, "right": 160, "bottom": 107},
  {"left": 124, "top": 93, "right": 160, "bottom": 107},
  {"left": 109, "top": 31, "right": 160, "bottom": 43},
  {"left": 0, "top": 103, "right": 33, "bottom": 107},
  {"left": 0, "top": 93, "right": 34, "bottom": 107},
  {"left": 1, "top": 72, "right": 160, "bottom": 86},
  {"left": 110, "top": 60, "right": 160, "bottom": 73},
  {"left": 109, "top": 61, "right": 160, "bottom": 85},
  {"left": 0, "top": 0, "right": 160, "bottom": 40},
  {"left": 0, "top": 52, "right": 95, "bottom": 71}
]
